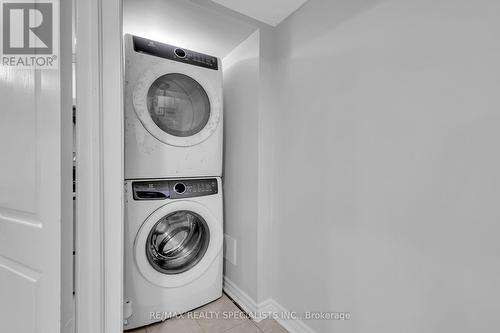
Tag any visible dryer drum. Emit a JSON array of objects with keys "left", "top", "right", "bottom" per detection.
[
  {"left": 146, "top": 73, "right": 211, "bottom": 138},
  {"left": 146, "top": 210, "right": 210, "bottom": 274}
]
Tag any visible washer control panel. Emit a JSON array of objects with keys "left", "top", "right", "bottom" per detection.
[
  {"left": 132, "top": 178, "right": 218, "bottom": 200},
  {"left": 132, "top": 35, "right": 218, "bottom": 71}
]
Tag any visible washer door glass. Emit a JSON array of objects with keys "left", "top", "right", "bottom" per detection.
[
  {"left": 146, "top": 73, "right": 210, "bottom": 137},
  {"left": 146, "top": 210, "right": 210, "bottom": 274}
]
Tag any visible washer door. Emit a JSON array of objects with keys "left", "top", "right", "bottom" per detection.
[
  {"left": 133, "top": 66, "right": 221, "bottom": 147},
  {"left": 135, "top": 201, "right": 222, "bottom": 287}
]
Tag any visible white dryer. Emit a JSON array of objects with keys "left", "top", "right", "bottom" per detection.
[
  {"left": 124, "top": 34, "right": 223, "bottom": 179},
  {"left": 123, "top": 177, "right": 223, "bottom": 330}
]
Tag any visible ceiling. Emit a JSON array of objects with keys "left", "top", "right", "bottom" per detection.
[
  {"left": 210, "top": 0, "right": 309, "bottom": 26},
  {"left": 123, "top": 0, "right": 257, "bottom": 58}
]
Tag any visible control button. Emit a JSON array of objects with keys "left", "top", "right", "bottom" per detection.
[
  {"left": 174, "top": 48, "right": 186, "bottom": 58},
  {"left": 174, "top": 182, "right": 186, "bottom": 194}
]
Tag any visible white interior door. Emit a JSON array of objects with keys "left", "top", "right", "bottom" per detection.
[{"left": 0, "top": 1, "right": 73, "bottom": 332}]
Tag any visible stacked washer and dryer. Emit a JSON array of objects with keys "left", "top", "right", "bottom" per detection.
[{"left": 123, "top": 35, "right": 224, "bottom": 330}]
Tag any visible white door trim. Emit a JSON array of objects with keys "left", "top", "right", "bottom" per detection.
[{"left": 75, "top": 0, "right": 123, "bottom": 332}]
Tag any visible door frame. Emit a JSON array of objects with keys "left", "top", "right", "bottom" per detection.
[{"left": 75, "top": 0, "right": 123, "bottom": 332}]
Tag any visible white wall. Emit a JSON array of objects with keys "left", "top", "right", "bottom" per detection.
[
  {"left": 123, "top": 0, "right": 256, "bottom": 58},
  {"left": 268, "top": 0, "right": 500, "bottom": 332},
  {"left": 256, "top": 25, "right": 278, "bottom": 304},
  {"left": 222, "top": 31, "right": 260, "bottom": 300}
]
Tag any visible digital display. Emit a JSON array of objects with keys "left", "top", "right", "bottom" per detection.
[{"left": 132, "top": 35, "right": 219, "bottom": 71}]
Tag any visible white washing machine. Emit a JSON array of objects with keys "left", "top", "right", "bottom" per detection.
[
  {"left": 124, "top": 34, "right": 223, "bottom": 179},
  {"left": 123, "top": 177, "right": 223, "bottom": 330}
]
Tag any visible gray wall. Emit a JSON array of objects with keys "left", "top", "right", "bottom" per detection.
[
  {"left": 222, "top": 26, "right": 278, "bottom": 304},
  {"left": 268, "top": 0, "right": 500, "bottom": 332},
  {"left": 222, "top": 31, "right": 261, "bottom": 300}
]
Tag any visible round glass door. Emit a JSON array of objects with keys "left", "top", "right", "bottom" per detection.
[
  {"left": 146, "top": 210, "right": 210, "bottom": 274},
  {"left": 146, "top": 73, "right": 210, "bottom": 137}
]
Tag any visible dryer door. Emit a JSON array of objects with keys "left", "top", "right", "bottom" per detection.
[
  {"left": 134, "top": 200, "right": 222, "bottom": 287},
  {"left": 133, "top": 67, "right": 221, "bottom": 147}
]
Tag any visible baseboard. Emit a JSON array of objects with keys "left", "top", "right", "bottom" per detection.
[
  {"left": 258, "top": 298, "right": 317, "bottom": 333},
  {"left": 223, "top": 276, "right": 317, "bottom": 333},
  {"left": 223, "top": 276, "right": 259, "bottom": 316}
]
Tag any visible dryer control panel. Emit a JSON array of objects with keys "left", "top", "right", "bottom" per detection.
[
  {"left": 132, "top": 178, "right": 218, "bottom": 200},
  {"left": 132, "top": 35, "right": 219, "bottom": 71}
]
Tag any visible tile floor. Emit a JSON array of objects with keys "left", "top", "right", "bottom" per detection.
[{"left": 126, "top": 294, "right": 288, "bottom": 333}]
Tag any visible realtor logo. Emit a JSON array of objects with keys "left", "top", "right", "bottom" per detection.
[
  {"left": 3, "top": 2, "right": 52, "bottom": 54},
  {"left": 0, "top": 0, "right": 58, "bottom": 69}
]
